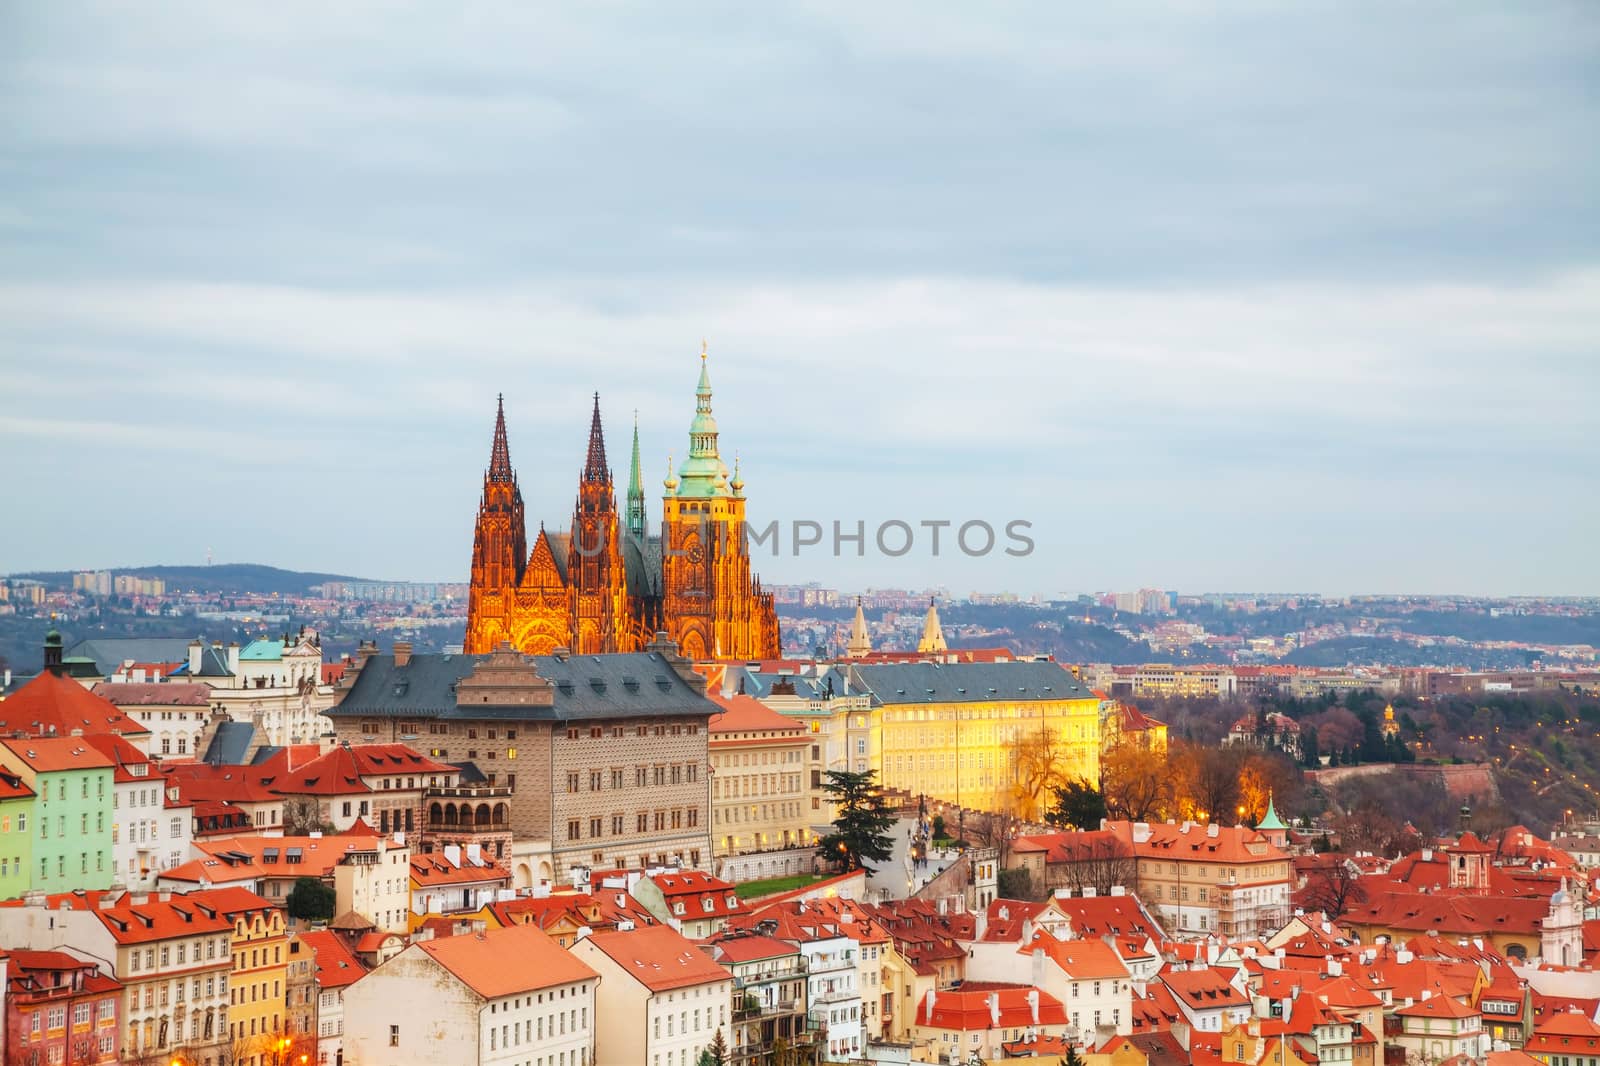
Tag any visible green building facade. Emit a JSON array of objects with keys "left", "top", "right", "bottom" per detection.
[
  {"left": 0, "top": 739, "right": 115, "bottom": 892},
  {"left": 0, "top": 772, "right": 36, "bottom": 899}
]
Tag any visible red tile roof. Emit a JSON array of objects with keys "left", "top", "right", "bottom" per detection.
[
  {"left": 1160, "top": 966, "right": 1251, "bottom": 1010},
  {"left": 579, "top": 925, "right": 733, "bottom": 992},
  {"left": 0, "top": 770, "right": 35, "bottom": 801},
  {"left": 83, "top": 732, "right": 153, "bottom": 783},
  {"left": 916, "top": 982, "right": 1068, "bottom": 1030},
  {"left": 1524, "top": 1010, "right": 1600, "bottom": 1056},
  {"left": 707, "top": 692, "right": 805, "bottom": 737},
  {"left": 415, "top": 923, "right": 597, "bottom": 998},
  {"left": 297, "top": 929, "right": 369, "bottom": 990},
  {"left": 92, "top": 681, "right": 211, "bottom": 707},
  {"left": 410, "top": 854, "right": 511, "bottom": 888},
  {"left": 705, "top": 933, "right": 800, "bottom": 965},
  {"left": 1019, "top": 931, "right": 1130, "bottom": 980},
  {"left": 1396, "top": 994, "right": 1480, "bottom": 1020},
  {"left": 645, "top": 871, "right": 744, "bottom": 919},
  {"left": 0, "top": 736, "right": 115, "bottom": 774},
  {"left": 0, "top": 670, "right": 150, "bottom": 736}
]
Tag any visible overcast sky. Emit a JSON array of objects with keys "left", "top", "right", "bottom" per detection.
[{"left": 1, "top": 3, "right": 1596, "bottom": 597}]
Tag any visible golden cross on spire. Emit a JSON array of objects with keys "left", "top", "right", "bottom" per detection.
[{"left": 700, "top": 338, "right": 707, "bottom": 360}]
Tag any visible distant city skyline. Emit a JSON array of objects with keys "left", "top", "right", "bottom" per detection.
[{"left": 2, "top": 4, "right": 1596, "bottom": 595}]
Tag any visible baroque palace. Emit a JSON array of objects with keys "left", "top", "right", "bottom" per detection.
[{"left": 465, "top": 351, "right": 780, "bottom": 660}]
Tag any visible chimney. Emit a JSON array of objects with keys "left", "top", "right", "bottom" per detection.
[
  {"left": 924, "top": 988, "right": 937, "bottom": 1024},
  {"left": 987, "top": 992, "right": 1001, "bottom": 1028},
  {"left": 188, "top": 639, "right": 203, "bottom": 676},
  {"left": 393, "top": 641, "right": 412, "bottom": 668},
  {"left": 1027, "top": 987, "right": 1040, "bottom": 1025},
  {"left": 1110, "top": 885, "right": 1126, "bottom": 897},
  {"left": 227, "top": 641, "right": 241, "bottom": 676}
]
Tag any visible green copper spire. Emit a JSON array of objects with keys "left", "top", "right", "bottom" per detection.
[
  {"left": 626, "top": 411, "right": 647, "bottom": 539},
  {"left": 675, "top": 342, "right": 732, "bottom": 498},
  {"left": 1257, "top": 790, "right": 1287, "bottom": 832}
]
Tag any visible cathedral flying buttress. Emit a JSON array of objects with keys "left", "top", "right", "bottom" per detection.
[{"left": 464, "top": 351, "right": 779, "bottom": 661}]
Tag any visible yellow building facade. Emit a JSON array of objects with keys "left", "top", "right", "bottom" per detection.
[
  {"left": 738, "top": 660, "right": 1102, "bottom": 814},
  {"left": 219, "top": 892, "right": 291, "bottom": 1066}
]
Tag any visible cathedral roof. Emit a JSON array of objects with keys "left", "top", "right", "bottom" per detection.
[{"left": 330, "top": 650, "right": 720, "bottom": 722}]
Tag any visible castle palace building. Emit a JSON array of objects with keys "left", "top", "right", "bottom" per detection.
[{"left": 465, "top": 352, "right": 780, "bottom": 661}]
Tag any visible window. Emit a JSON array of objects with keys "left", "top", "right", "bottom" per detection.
[
  {"left": 590, "top": 817, "right": 602, "bottom": 838},
  {"left": 568, "top": 820, "right": 580, "bottom": 841},
  {"left": 568, "top": 773, "right": 580, "bottom": 794},
  {"left": 390, "top": 1025, "right": 399, "bottom": 1047}
]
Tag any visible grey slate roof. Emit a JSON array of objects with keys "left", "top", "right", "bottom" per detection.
[
  {"left": 622, "top": 533, "right": 663, "bottom": 599},
  {"left": 66, "top": 637, "right": 235, "bottom": 678},
  {"left": 330, "top": 651, "right": 718, "bottom": 722},
  {"left": 841, "top": 660, "right": 1097, "bottom": 704},
  {"left": 204, "top": 721, "right": 257, "bottom": 766},
  {"left": 734, "top": 669, "right": 835, "bottom": 701}
]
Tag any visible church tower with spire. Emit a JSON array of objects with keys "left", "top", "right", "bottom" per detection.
[
  {"left": 569, "top": 394, "right": 630, "bottom": 654},
  {"left": 464, "top": 348, "right": 778, "bottom": 661},
  {"left": 660, "top": 346, "right": 778, "bottom": 661},
  {"left": 847, "top": 598, "right": 872, "bottom": 658},
  {"left": 465, "top": 396, "right": 528, "bottom": 652},
  {"left": 916, "top": 598, "right": 948, "bottom": 655}
]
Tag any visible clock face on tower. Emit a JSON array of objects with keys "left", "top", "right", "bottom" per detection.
[{"left": 687, "top": 543, "right": 705, "bottom": 565}]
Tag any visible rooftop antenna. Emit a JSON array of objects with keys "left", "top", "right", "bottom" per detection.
[{"left": 206, "top": 547, "right": 213, "bottom": 566}]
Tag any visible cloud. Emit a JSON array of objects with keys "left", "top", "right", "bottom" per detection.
[{"left": 0, "top": 2, "right": 1594, "bottom": 593}]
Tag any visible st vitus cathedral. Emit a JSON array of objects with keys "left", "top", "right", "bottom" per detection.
[{"left": 464, "top": 351, "right": 780, "bottom": 660}]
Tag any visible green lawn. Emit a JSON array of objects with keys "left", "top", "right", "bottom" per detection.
[{"left": 733, "top": 873, "right": 823, "bottom": 900}]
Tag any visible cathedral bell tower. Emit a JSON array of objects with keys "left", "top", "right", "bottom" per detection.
[
  {"left": 465, "top": 396, "right": 528, "bottom": 653},
  {"left": 569, "top": 395, "right": 630, "bottom": 654}
]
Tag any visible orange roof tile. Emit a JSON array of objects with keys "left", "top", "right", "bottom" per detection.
[
  {"left": 579, "top": 925, "right": 733, "bottom": 992},
  {"left": 1019, "top": 930, "right": 1130, "bottom": 980},
  {"left": 297, "top": 929, "right": 369, "bottom": 990},
  {"left": 0, "top": 736, "right": 115, "bottom": 774},
  {"left": 916, "top": 982, "right": 1067, "bottom": 1030},
  {"left": 0, "top": 670, "right": 150, "bottom": 736},
  {"left": 415, "top": 923, "right": 596, "bottom": 998},
  {"left": 707, "top": 692, "right": 805, "bottom": 737}
]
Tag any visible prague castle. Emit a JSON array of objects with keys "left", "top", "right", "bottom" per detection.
[{"left": 465, "top": 352, "right": 780, "bottom": 660}]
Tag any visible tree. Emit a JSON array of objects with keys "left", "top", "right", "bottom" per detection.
[
  {"left": 1053, "top": 834, "right": 1138, "bottom": 897},
  {"left": 1008, "top": 726, "right": 1070, "bottom": 821},
  {"left": 1060, "top": 1047, "right": 1088, "bottom": 1066},
  {"left": 1045, "top": 778, "right": 1107, "bottom": 830},
  {"left": 930, "top": 814, "right": 947, "bottom": 841},
  {"left": 1100, "top": 743, "right": 1172, "bottom": 822},
  {"left": 816, "top": 769, "right": 896, "bottom": 873},
  {"left": 282, "top": 795, "right": 326, "bottom": 835},
  {"left": 996, "top": 866, "right": 1034, "bottom": 901},
  {"left": 698, "top": 1028, "right": 729, "bottom": 1066},
  {"left": 1300, "top": 724, "right": 1321, "bottom": 768},
  {"left": 1301, "top": 861, "right": 1367, "bottom": 920},
  {"left": 285, "top": 876, "right": 336, "bottom": 922}
]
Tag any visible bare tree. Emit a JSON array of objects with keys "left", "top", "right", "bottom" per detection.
[
  {"left": 1301, "top": 861, "right": 1367, "bottom": 920},
  {"left": 281, "top": 795, "right": 326, "bottom": 835},
  {"left": 1007, "top": 726, "right": 1068, "bottom": 822},
  {"left": 1100, "top": 744, "right": 1171, "bottom": 822},
  {"left": 1050, "top": 835, "right": 1139, "bottom": 897}
]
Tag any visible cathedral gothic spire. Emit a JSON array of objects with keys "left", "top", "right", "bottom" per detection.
[
  {"left": 626, "top": 411, "right": 647, "bottom": 540},
  {"left": 488, "top": 393, "right": 514, "bottom": 483},
  {"left": 582, "top": 392, "right": 609, "bottom": 484}
]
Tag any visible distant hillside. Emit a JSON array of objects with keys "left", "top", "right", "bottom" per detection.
[{"left": 13, "top": 563, "right": 370, "bottom": 596}]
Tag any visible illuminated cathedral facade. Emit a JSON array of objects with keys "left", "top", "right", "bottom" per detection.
[{"left": 464, "top": 353, "right": 780, "bottom": 661}]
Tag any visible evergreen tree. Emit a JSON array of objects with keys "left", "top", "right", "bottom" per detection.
[
  {"left": 1300, "top": 725, "right": 1321, "bottom": 768},
  {"left": 1044, "top": 778, "right": 1108, "bottom": 830},
  {"left": 816, "top": 769, "right": 897, "bottom": 873},
  {"left": 285, "top": 877, "right": 335, "bottom": 922},
  {"left": 698, "top": 1028, "right": 728, "bottom": 1066},
  {"left": 1060, "top": 1046, "right": 1088, "bottom": 1066}
]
